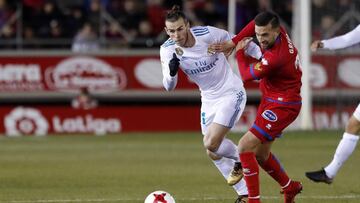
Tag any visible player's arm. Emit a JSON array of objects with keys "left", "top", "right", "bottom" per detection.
[
  {"left": 316, "top": 24, "right": 360, "bottom": 50},
  {"left": 208, "top": 26, "right": 232, "bottom": 43},
  {"left": 207, "top": 26, "right": 235, "bottom": 57},
  {"left": 235, "top": 40, "right": 277, "bottom": 82},
  {"left": 209, "top": 20, "right": 256, "bottom": 54},
  {"left": 232, "top": 20, "right": 256, "bottom": 44},
  {"left": 160, "top": 47, "right": 179, "bottom": 91}
]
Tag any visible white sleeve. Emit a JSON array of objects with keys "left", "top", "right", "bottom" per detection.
[
  {"left": 322, "top": 24, "right": 360, "bottom": 50},
  {"left": 207, "top": 26, "right": 232, "bottom": 43},
  {"left": 245, "top": 41, "right": 262, "bottom": 60},
  {"left": 160, "top": 46, "right": 178, "bottom": 91}
]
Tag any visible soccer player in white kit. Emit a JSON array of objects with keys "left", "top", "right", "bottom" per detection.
[
  {"left": 305, "top": 24, "right": 360, "bottom": 184},
  {"left": 160, "top": 6, "right": 248, "bottom": 202}
]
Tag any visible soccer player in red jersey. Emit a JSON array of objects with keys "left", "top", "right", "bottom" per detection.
[{"left": 210, "top": 11, "right": 303, "bottom": 203}]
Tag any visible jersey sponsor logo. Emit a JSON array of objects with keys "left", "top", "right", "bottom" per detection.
[
  {"left": 261, "top": 110, "right": 278, "bottom": 122},
  {"left": 184, "top": 58, "right": 219, "bottom": 75}
]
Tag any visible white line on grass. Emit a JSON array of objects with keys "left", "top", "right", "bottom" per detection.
[{"left": 4, "top": 195, "right": 360, "bottom": 203}]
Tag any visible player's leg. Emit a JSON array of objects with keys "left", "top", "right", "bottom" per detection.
[
  {"left": 204, "top": 123, "right": 240, "bottom": 160},
  {"left": 208, "top": 151, "right": 248, "bottom": 198},
  {"left": 256, "top": 142, "right": 290, "bottom": 187},
  {"left": 200, "top": 90, "right": 248, "bottom": 199},
  {"left": 234, "top": 100, "right": 302, "bottom": 203},
  {"left": 255, "top": 142, "right": 302, "bottom": 203},
  {"left": 306, "top": 104, "right": 360, "bottom": 183},
  {"left": 237, "top": 131, "right": 262, "bottom": 203},
  {"left": 203, "top": 90, "right": 246, "bottom": 160}
]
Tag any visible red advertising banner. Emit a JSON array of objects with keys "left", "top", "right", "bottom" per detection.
[
  {"left": 0, "top": 54, "right": 359, "bottom": 93},
  {"left": 0, "top": 106, "right": 200, "bottom": 136},
  {"left": 0, "top": 105, "right": 356, "bottom": 136}
]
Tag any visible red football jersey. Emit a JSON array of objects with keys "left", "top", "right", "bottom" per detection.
[{"left": 233, "top": 20, "right": 302, "bottom": 102}]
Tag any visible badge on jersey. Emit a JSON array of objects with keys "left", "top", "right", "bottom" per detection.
[
  {"left": 207, "top": 46, "right": 216, "bottom": 55},
  {"left": 175, "top": 47, "right": 184, "bottom": 56},
  {"left": 254, "top": 62, "right": 262, "bottom": 71},
  {"left": 261, "top": 110, "right": 277, "bottom": 122}
]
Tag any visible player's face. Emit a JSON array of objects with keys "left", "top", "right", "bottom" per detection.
[
  {"left": 255, "top": 23, "right": 280, "bottom": 49},
  {"left": 165, "top": 18, "right": 190, "bottom": 47}
]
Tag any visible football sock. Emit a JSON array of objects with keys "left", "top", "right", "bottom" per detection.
[
  {"left": 213, "top": 158, "right": 248, "bottom": 196},
  {"left": 259, "top": 152, "right": 290, "bottom": 187},
  {"left": 325, "top": 132, "right": 359, "bottom": 178},
  {"left": 214, "top": 138, "right": 240, "bottom": 161},
  {"left": 240, "top": 152, "right": 260, "bottom": 201}
]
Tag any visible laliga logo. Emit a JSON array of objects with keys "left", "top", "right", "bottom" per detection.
[
  {"left": 5, "top": 107, "right": 48, "bottom": 136},
  {"left": 144, "top": 191, "right": 175, "bottom": 203}
]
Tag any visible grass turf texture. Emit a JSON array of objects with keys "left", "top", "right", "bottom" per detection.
[{"left": 0, "top": 131, "right": 359, "bottom": 203}]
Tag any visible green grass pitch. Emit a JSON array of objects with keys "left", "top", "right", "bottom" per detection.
[{"left": 0, "top": 130, "right": 359, "bottom": 203}]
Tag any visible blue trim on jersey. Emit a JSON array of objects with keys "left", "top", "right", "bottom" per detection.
[
  {"left": 162, "top": 39, "right": 175, "bottom": 47},
  {"left": 228, "top": 91, "right": 244, "bottom": 127},
  {"left": 229, "top": 109, "right": 240, "bottom": 128},
  {"left": 192, "top": 27, "right": 209, "bottom": 32},
  {"left": 249, "top": 64, "right": 259, "bottom": 80},
  {"left": 194, "top": 31, "right": 210, "bottom": 36},
  {"left": 193, "top": 29, "right": 209, "bottom": 33},
  {"left": 252, "top": 124, "right": 274, "bottom": 141},
  {"left": 192, "top": 27, "right": 210, "bottom": 36},
  {"left": 265, "top": 98, "right": 302, "bottom": 105}
]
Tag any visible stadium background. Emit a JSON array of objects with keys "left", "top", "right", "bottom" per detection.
[
  {"left": 0, "top": 1, "right": 359, "bottom": 202},
  {"left": 0, "top": 0, "right": 359, "bottom": 135}
]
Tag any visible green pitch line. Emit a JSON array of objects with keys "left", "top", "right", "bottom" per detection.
[{"left": 0, "top": 131, "right": 358, "bottom": 203}]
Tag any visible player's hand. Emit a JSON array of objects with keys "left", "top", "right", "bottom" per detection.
[
  {"left": 208, "top": 40, "right": 236, "bottom": 55},
  {"left": 236, "top": 37, "right": 253, "bottom": 52},
  {"left": 310, "top": 40, "right": 324, "bottom": 52},
  {"left": 169, "top": 53, "right": 180, "bottom": 77}
]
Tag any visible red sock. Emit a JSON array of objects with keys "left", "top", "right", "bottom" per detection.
[
  {"left": 259, "top": 152, "right": 290, "bottom": 187},
  {"left": 240, "top": 152, "right": 260, "bottom": 201}
]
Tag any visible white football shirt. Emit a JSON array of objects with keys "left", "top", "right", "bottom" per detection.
[
  {"left": 322, "top": 24, "right": 360, "bottom": 50},
  {"left": 160, "top": 26, "right": 244, "bottom": 101}
]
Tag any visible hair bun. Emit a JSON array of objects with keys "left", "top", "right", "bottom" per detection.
[{"left": 171, "top": 5, "right": 180, "bottom": 12}]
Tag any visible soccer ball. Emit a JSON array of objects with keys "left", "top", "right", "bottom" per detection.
[{"left": 144, "top": 190, "right": 175, "bottom": 203}]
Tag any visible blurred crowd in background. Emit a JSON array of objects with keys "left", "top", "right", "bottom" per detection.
[{"left": 0, "top": 0, "right": 359, "bottom": 50}]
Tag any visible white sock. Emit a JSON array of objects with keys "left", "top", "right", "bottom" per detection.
[
  {"left": 325, "top": 132, "right": 359, "bottom": 178},
  {"left": 213, "top": 158, "right": 248, "bottom": 196},
  {"left": 214, "top": 138, "right": 240, "bottom": 161}
]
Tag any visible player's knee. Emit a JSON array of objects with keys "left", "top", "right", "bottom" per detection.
[
  {"left": 238, "top": 135, "right": 256, "bottom": 153},
  {"left": 255, "top": 154, "right": 268, "bottom": 164},
  {"left": 206, "top": 150, "right": 222, "bottom": 160},
  {"left": 203, "top": 135, "right": 220, "bottom": 152},
  {"left": 345, "top": 116, "right": 360, "bottom": 134}
]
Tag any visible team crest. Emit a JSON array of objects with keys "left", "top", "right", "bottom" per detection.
[
  {"left": 175, "top": 47, "right": 184, "bottom": 56},
  {"left": 207, "top": 47, "right": 216, "bottom": 55},
  {"left": 254, "top": 62, "right": 262, "bottom": 71},
  {"left": 261, "top": 110, "right": 277, "bottom": 122}
]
